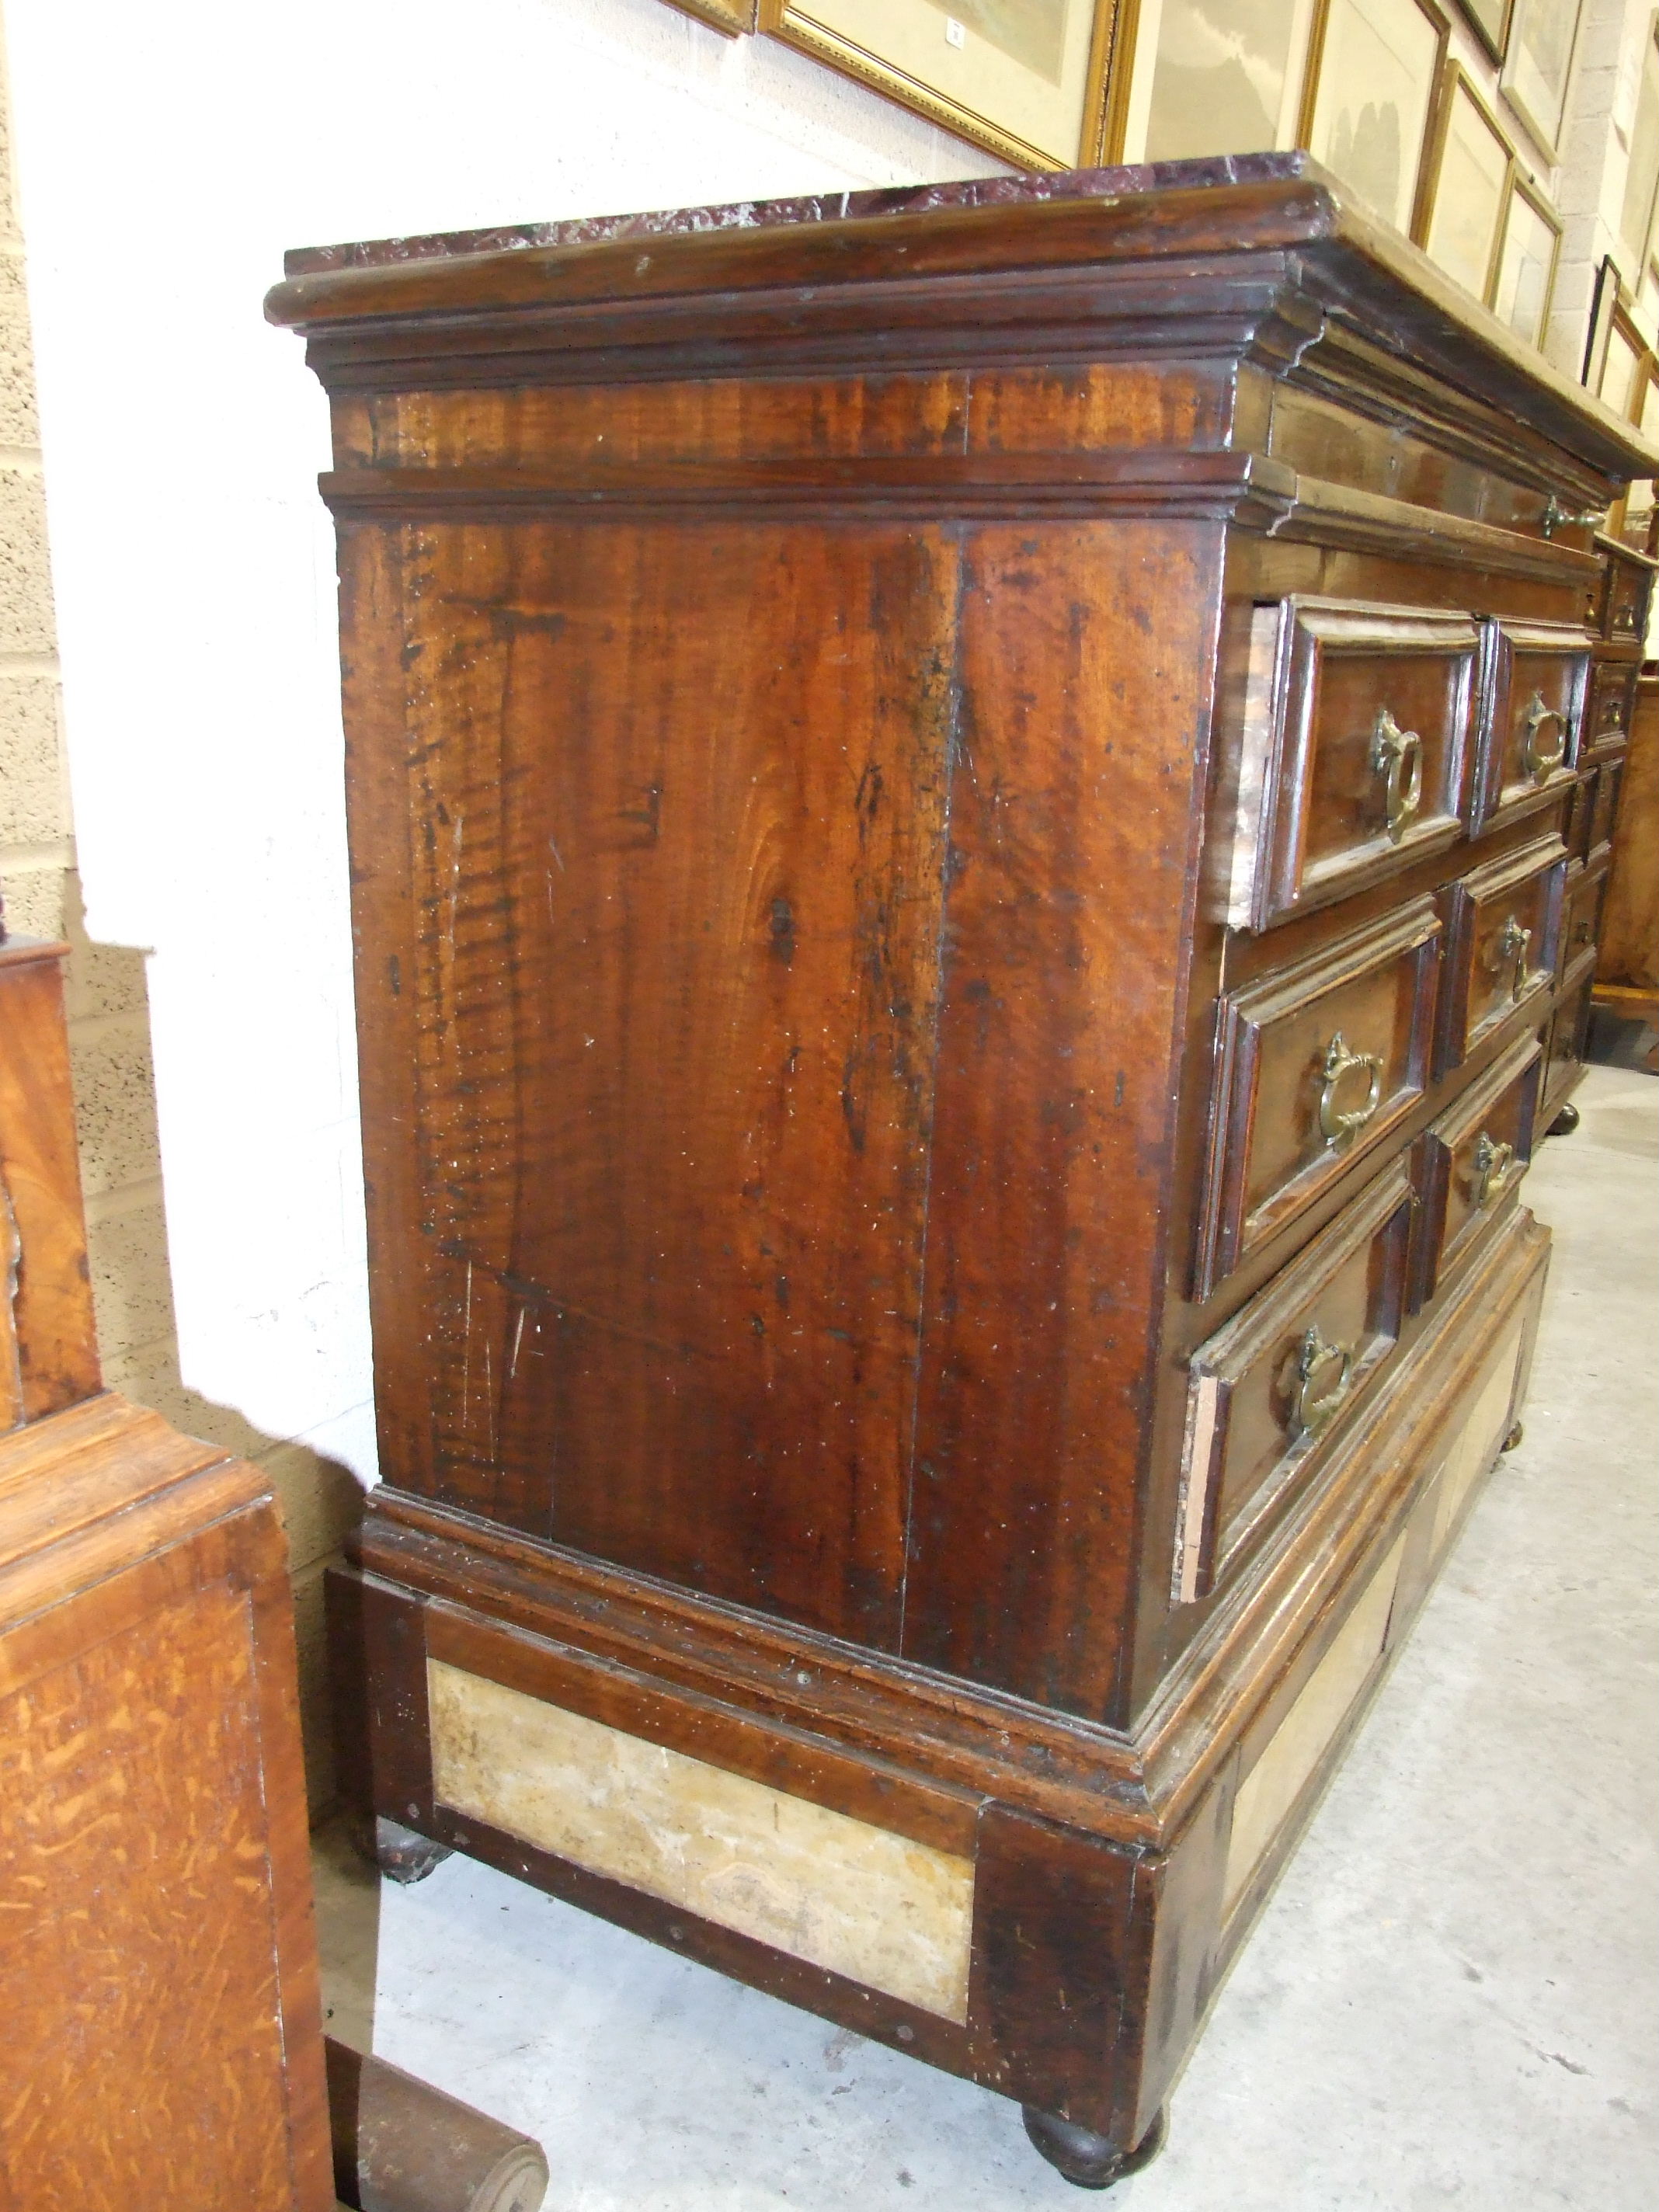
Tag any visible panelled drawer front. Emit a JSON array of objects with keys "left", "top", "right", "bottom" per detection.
[
  {"left": 1586, "top": 658, "right": 1639, "bottom": 759},
  {"left": 1475, "top": 620, "right": 1591, "bottom": 831},
  {"left": 1560, "top": 861, "right": 1610, "bottom": 976},
  {"left": 1565, "top": 768, "right": 1595, "bottom": 865},
  {"left": 1413, "top": 1034, "right": 1542, "bottom": 1309},
  {"left": 1227, "top": 598, "right": 1477, "bottom": 930},
  {"left": 1601, "top": 551, "right": 1653, "bottom": 645},
  {"left": 1435, "top": 835, "right": 1564, "bottom": 1075},
  {"left": 1589, "top": 754, "right": 1625, "bottom": 862},
  {"left": 1198, "top": 898, "right": 1440, "bottom": 1296},
  {"left": 1176, "top": 1164, "right": 1414, "bottom": 1604}
]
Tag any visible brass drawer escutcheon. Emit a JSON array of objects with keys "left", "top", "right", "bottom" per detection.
[
  {"left": 1490, "top": 915, "right": 1532, "bottom": 1000},
  {"left": 1318, "top": 1031, "right": 1382, "bottom": 1149},
  {"left": 1289, "top": 1323, "right": 1354, "bottom": 1441},
  {"left": 1472, "top": 1131, "right": 1518, "bottom": 1209},
  {"left": 1371, "top": 707, "right": 1424, "bottom": 845},
  {"left": 1522, "top": 691, "right": 1568, "bottom": 781}
]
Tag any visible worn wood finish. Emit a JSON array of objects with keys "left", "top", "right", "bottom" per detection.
[
  {"left": 0, "top": 939, "right": 99, "bottom": 1425},
  {"left": 1598, "top": 669, "right": 1659, "bottom": 998},
  {"left": 0, "top": 1393, "right": 334, "bottom": 2211},
  {"left": 272, "top": 158, "right": 1652, "bottom": 2171}
]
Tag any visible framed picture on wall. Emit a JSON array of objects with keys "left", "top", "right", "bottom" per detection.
[
  {"left": 1583, "top": 254, "right": 1624, "bottom": 388},
  {"left": 1601, "top": 297, "right": 1647, "bottom": 421},
  {"left": 1115, "top": 0, "right": 1318, "bottom": 165},
  {"left": 1455, "top": 0, "right": 1514, "bottom": 65},
  {"left": 760, "top": 1, "right": 1120, "bottom": 169},
  {"left": 1501, "top": 0, "right": 1584, "bottom": 165},
  {"left": 1419, "top": 64, "right": 1513, "bottom": 301},
  {"left": 1302, "top": 0, "right": 1450, "bottom": 235},
  {"left": 1617, "top": 14, "right": 1659, "bottom": 279},
  {"left": 1491, "top": 170, "right": 1561, "bottom": 347},
  {"left": 663, "top": 0, "right": 758, "bottom": 29}
]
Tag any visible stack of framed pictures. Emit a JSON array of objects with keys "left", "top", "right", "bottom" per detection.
[
  {"left": 1583, "top": 256, "right": 1659, "bottom": 544},
  {"left": 1417, "top": 61, "right": 1560, "bottom": 346}
]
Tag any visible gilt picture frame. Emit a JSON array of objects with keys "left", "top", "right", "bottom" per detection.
[
  {"left": 1455, "top": 0, "right": 1514, "bottom": 65},
  {"left": 1115, "top": 0, "right": 1320, "bottom": 166},
  {"left": 1418, "top": 62, "right": 1513, "bottom": 301},
  {"left": 1491, "top": 169, "right": 1561, "bottom": 348},
  {"left": 1301, "top": 0, "right": 1450, "bottom": 237},
  {"left": 761, "top": 0, "right": 1121, "bottom": 169},
  {"left": 1501, "top": 0, "right": 1584, "bottom": 165},
  {"left": 664, "top": 0, "right": 759, "bottom": 30}
]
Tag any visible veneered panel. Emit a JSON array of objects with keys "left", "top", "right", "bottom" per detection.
[{"left": 383, "top": 518, "right": 958, "bottom": 1648}]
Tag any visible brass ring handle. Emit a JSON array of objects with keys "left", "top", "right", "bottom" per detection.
[
  {"left": 1370, "top": 708, "right": 1424, "bottom": 846},
  {"left": 1492, "top": 914, "right": 1533, "bottom": 1000},
  {"left": 1600, "top": 692, "right": 1626, "bottom": 737},
  {"left": 1317, "top": 1031, "right": 1382, "bottom": 1149},
  {"left": 1522, "top": 690, "right": 1568, "bottom": 780},
  {"left": 1290, "top": 1323, "right": 1355, "bottom": 1442},
  {"left": 1473, "top": 1131, "right": 1517, "bottom": 1210}
]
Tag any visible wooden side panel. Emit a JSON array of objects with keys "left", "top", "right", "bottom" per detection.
[
  {"left": 903, "top": 520, "right": 1220, "bottom": 1715},
  {"left": 366, "top": 516, "right": 958, "bottom": 1650},
  {"left": 0, "top": 1568, "right": 329, "bottom": 2212},
  {"left": 1598, "top": 672, "right": 1659, "bottom": 992},
  {"left": 0, "top": 948, "right": 99, "bottom": 1424}
]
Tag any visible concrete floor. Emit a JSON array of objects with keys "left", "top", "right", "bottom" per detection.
[{"left": 312, "top": 1062, "right": 1657, "bottom": 2211}]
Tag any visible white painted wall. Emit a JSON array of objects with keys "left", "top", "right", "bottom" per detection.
[{"left": 2, "top": 0, "right": 1003, "bottom": 1486}]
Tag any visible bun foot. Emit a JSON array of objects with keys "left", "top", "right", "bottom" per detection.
[
  {"left": 1022, "top": 2106, "right": 1167, "bottom": 2190},
  {"left": 1501, "top": 1420, "right": 1524, "bottom": 1452},
  {"left": 1546, "top": 1101, "right": 1581, "bottom": 1137}
]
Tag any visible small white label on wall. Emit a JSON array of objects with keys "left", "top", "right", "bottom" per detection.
[{"left": 945, "top": 18, "right": 966, "bottom": 48}]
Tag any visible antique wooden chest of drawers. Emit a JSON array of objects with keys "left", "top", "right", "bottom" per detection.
[{"left": 269, "top": 155, "right": 1656, "bottom": 2187}]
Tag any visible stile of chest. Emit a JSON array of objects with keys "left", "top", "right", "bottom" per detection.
[{"left": 270, "top": 157, "right": 1656, "bottom": 2178}]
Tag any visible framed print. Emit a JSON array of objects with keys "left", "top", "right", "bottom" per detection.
[
  {"left": 762, "top": 1, "right": 1119, "bottom": 169},
  {"left": 1618, "top": 16, "right": 1659, "bottom": 278},
  {"left": 1116, "top": 0, "right": 1318, "bottom": 165},
  {"left": 1501, "top": 0, "right": 1584, "bottom": 164},
  {"left": 1600, "top": 299, "right": 1646, "bottom": 421},
  {"left": 663, "top": 0, "right": 758, "bottom": 29},
  {"left": 1420, "top": 64, "right": 1513, "bottom": 300},
  {"left": 1456, "top": 0, "right": 1514, "bottom": 63},
  {"left": 1303, "top": 0, "right": 1449, "bottom": 235},
  {"left": 1492, "top": 172, "right": 1560, "bottom": 346},
  {"left": 1582, "top": 255, "right": 1622, "bottom": 387}
]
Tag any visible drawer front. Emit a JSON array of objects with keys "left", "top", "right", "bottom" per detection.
[
  {"left": 1435, "top": 835, "right": 1564, "bottom": 1073},
  {"left": 1560, "top": 861, "right": 1610, "bottom": 975},
  {"left": 1589, "top": 754, "right": 1625, "bottom": 863},
  {"left": 1543, "top": 952, "right": 1598, "bottom": 1112},
  {"left": 1475, "top": 620, "right": 1591, "bottom": 830},
  {"left": 1227, "top": 598, "right": 1478, "bottom": 930},
  {"left": 1565, "top": 768, "right": 1596, "bottom": 865},
  {"left": 1602, "top": 550, "right": 1653, "bottom": 644},
  {"left": 1176, "top": 1164, "right": 1414, "bottom": 1604},
  {"left": 1585, "top": 658, "right": 1639, "bottom": 759},
  {"left": 1198, "top": 899, "right": 1440, "bottom": 1296},
  {"left": 1413, "top": 1034, "right": 1542, "bottom": 1309}
]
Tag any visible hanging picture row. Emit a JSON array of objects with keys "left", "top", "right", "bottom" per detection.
[{"left": 657, "top": 0, "right": 1587, "bottom": 351}]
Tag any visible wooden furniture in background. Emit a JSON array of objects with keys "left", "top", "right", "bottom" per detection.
[
  {"left": 0, "top": 928, "right": 334, "bottom": 2212},
  {"left": 270, "top": 153, "right": 1655, "bottom": 2189},
  {"left": 1592, "top": 665, "right": 1659, "bottom": 1035}
]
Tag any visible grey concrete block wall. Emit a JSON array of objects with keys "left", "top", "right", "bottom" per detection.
[{"left": 0, "top": 3, "right": 356, "bottom": 1811}]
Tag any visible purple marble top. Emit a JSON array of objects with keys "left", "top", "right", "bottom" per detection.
[{"left": 283, "top": 151, "right": 1313, "bottom": 277}]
